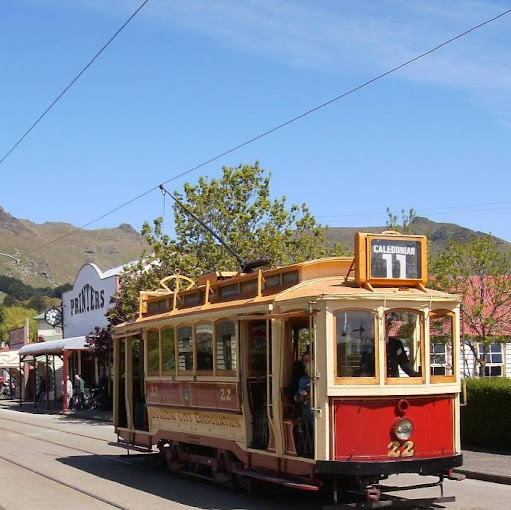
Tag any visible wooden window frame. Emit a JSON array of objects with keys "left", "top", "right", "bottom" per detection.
[
  {"left": 146, "top": 328, "right": 160, "bottom": 377},
  {"left": 333, "top": 308, "right": 379, "bottom": 385},
  {"left": 384, "top": 309, "right": 425, "bottom": 386},
  {"left": 430, "top": 309, "right": 456, "bottom": 383},
  {"left": 195, "top": 321, "right": 214, "bottom": 375},
  {"left": 177, "top": 324, "right": 195, "bottom": 375},
  {"left": 214, "top": 319, "right": 238, "bottom": 377},
  {"left": 161, "top": 326, "right": 177, "bottom": 376}
]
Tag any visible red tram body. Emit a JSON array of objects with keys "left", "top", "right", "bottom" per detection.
[{"left": 113, "top": 232, "right": 462, "bottom": 506}]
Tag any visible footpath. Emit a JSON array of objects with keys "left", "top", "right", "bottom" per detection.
[
  {"left": 0, "top": 399, "right": 509, "bottom": 485},
  {"left": 0, "top": 397, "right": 112, "bottom": 422}
]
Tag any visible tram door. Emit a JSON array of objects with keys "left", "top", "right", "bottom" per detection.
[
  {"left": 117, "top": 339, "right": 127, "bottom": 428},
  {"left": 284, "top": 318, "right": 313, "bottom": 458},
  {"left": 122, "top": 335, "right": 148, "bottom": 431},
  {"left": 246, "top": 320, "right": 270, "bottom": 450}
]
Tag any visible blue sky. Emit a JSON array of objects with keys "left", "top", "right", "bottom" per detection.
[{"left": 1, "top": 0, "right": 511, "bottom": 241}]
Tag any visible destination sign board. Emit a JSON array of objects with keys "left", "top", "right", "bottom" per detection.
[{"left": 355, "top": 233, "right": 427, "bottom": 287}]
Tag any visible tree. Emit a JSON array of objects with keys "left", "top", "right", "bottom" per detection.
[
  {"left": 87, "top": 326, "right": 113, "bottom": 374},
  {"left": 0, "top": 306, "right": 39, "bottom": 343},
  {"left": 430, "top": 236, "right": 511, "bottom": 377},
  {"left": 109, "top": 162, "right": 342, "bottom": 324},
  {"left": 386, "top": 207, "right": 416, "bottom": 233}
]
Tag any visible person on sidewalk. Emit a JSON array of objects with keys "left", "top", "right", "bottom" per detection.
[
  {"left": 63, "top": 375, "right": 73, "bottom": 408},
  {"left": 74, "top": 375, "right": 85, "bottom": 410}
]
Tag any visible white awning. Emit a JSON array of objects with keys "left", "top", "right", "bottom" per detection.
[
  {"left": 0, "top": 350, "right": 20, "bottom": 368},
  {"left": 18, "top": 336, "right": 88, "bottom": 358}
]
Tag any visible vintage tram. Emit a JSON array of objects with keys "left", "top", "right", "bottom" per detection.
[{"left": 113, "top": 231, "right": 463, "bottom": 506}]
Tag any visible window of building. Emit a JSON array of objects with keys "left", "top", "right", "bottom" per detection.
[
  {"left": 430, "top": 311, "right": 455, "bottom": 378},
  {"left": 335, "top": 310, "right": 376, "bottom": 378},
  {"left": 196, "top": 322, "right": 213, "bottom": 372},
  {"left": 161, "top": 327, "right": 176, "bottom": 374},
  {"left": 146, "top": 329, "right": 160, "bottom": 375},
  {"left": 385, "top": 311, "right": 422, "bottom": 379},
  {"left": 177, "top": 326, "right": 194, "bottom": 372},
  {"left": 478, "top": 343, "right": 504, "bottom": 377},
  {"left": 216, "top": 320, "right": 237, "bottom": 373}
]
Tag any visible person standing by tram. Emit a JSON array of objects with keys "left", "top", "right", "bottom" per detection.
[
  {"left": 295, "top": 350, "right": 314, "bottom": 457},
  {"left": 74, "top": 374, "right": 85, "bottom": 410}
]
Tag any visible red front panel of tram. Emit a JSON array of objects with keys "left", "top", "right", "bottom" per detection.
[{"left": 331, "top": 396, "right": 455, "bottom": 461}]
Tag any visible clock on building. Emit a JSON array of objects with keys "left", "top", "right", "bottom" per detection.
[{"left": 44, "top": 307, "right": 63, "bottom": 327}]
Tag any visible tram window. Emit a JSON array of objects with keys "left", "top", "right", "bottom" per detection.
[
  {"left": 177, "top": 326, "right": 194, "bottom": 372},
  {"left": 220, "top": 284, "right": 239, "bottom": 298},
  {"left": 161, "top": 327, "right": 176, "bottom": 374},
  {"left": 430, "top": 312, "right": 454, "bottom": 378},
  {"left": 282, "top": 271, "right": 299, "bottom": 285},
  {"left": 335, "top": 310, "right": 375, "bottom": 378},
  {"left": 249, "top": 321, "right": 267, "bottom": 377},
  {"left": 240, "top": 280, "right": 257, "bottom": 294},
  {"left": 147, "top": 329, "right": 160, "bottom": 375},
  {"left": 385, "top": 311, "right": 422, "bottom": 378},
  {"left": 196, "top": 322, "right": 214, "bottom": 372},
  {"left": 216, "top": 320, "right": 237, "bottom": 373},
  {"left": 265, "top": 274, "right": 281, "bottom": 288}
]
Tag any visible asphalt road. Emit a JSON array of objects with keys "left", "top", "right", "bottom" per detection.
[{"left": 0, "top": 408, "right": 508, "bottom": 510}]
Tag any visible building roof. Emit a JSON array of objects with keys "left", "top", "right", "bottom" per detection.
[{"left": 18, "top": 336, "right": 88, "bottom": 357}]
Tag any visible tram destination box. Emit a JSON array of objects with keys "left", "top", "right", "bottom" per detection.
[{"left": 355, "top": 232, "right": 428, "bottom": 287}]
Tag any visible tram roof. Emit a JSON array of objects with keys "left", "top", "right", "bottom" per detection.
[{"left": 114, "top": 256, "right": 459, "bottom": 332}]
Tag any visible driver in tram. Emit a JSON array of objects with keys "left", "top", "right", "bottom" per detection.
[{"left": 357, "top": 315, "right": 421, "bottom": 378}]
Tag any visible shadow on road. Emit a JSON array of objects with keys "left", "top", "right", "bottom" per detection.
[{"left": 57, "top": 454, "right": 321, "bottom": 510}]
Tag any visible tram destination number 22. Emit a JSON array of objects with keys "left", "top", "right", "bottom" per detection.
[{"left": 371, "top": 239, "right": 422, "bottom": 280}]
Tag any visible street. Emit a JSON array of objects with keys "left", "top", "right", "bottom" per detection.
[{"left": 0, "top": 407, "right": 508, "bottom": 510}]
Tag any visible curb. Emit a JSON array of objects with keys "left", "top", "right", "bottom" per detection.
[
  {"left": 0, "top": 401, "right": 112, "bottom": 424},
  {"left": 455, "top": 469, "right": 511, "bottom": 486}
]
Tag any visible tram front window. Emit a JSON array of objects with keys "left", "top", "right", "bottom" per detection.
[
  {"left": 385, "top": 311, "right": 422, "bottom": 378},
  {"left": 336, "top": 310, "right": 376, "bottom": 378}
]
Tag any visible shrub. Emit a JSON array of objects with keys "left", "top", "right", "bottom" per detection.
[{"left": 461, "top": 377, "right": 511, "bottom": 451}]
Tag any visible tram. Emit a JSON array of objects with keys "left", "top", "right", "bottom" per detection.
[{"left": 113, "top": 231, "right": 463, "bottom": 506}]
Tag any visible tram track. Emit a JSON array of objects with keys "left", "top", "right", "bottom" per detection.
[
  {"left": 0, "top": 453, "right": 130, "bottom": 509},
  {"left": 0, "top": 410, "right": 114, "bottom": 443},
  {"left": 0, "top": 416, "right": 143, "bottom": 509},
  {"left": 0, "top": 420, "right": 151, "bottom": 470}
]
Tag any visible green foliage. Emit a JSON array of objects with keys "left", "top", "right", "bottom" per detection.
[
  {"left": 462, "top": 377, "right": 511, "bottom": 450},
  {"left": 109, "top": 162, "right": 341, "bottom": 323},
  {"left": 0, "top": 275, "right": 70, "bottom": 311},
  {"left": 385, "top": 207, "right": 416, "bottom": 233},
  {"left": 0, "top": 306, "right": 39, "bottom": 343},
  {"left": 430, "top": 236, "right": 511, "bottom": 375}
]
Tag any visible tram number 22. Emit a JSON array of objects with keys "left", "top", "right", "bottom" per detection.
[
  {"left": 220, "top": 388, "right": 232, "bottom": 401},
  {"left": 388, "top": 441, "right": 415, "bottom": 458}
]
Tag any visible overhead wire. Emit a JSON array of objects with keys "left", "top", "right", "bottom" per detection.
[
  {"left": 318, "top": 201, "right": 511, "bottom": 220},
  {"left": 0, "top": 0, "right": 150, "bottom": 167},
  {"left": 19, "top": 7, "right": 511, "bottom": 258}
]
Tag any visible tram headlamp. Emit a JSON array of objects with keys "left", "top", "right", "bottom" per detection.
[{"left": 393, "top": 418, "right": 413, "bottom": 441}]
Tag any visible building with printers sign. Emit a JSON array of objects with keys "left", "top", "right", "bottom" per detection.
[{"left": 19, "top": 262, "right": 124, "bottom": 413}]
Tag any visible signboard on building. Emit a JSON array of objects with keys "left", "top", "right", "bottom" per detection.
[
  {"left": 9, "top": 322, "right": 29, "bottom": 350},
  {"left": 62, "top": 263, "right": 121, "bottom": 338}
]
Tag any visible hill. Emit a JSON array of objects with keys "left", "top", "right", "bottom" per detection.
[
  {"left": 0, "top": 206, "right": 145, "bottom": 287},
  {"left": 2, "top": 205, "right": 509, "bottom": 290},
  {"left": 325, "top": 216, "right": 511, "bottom": 255}
]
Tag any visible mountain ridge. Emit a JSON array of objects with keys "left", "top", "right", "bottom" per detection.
[{"left": 1, "top": 207, "right": 508, "bottom": 288}]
